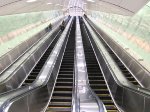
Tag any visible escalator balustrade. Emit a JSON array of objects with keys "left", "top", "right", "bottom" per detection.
[
  {"left": 46, "top": 18, "right": 76, "bottom": 112},
  {"left": 80, "top": 19, "right": 118, "bottom": 112},
  {"left": 22, "top": 31, "right": 62, "bottom": 86}
]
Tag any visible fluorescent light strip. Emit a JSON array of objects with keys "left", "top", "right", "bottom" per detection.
[
  {"left": 26, "top": 0, "right": 37, "bottom": 3},
  {"left": 87, "top": 0, "right": 95, "bottom": 2},
  {"left": 55, "top": 4, "right": 63, "bottom": 6},
  {"left": 47, "top": 2, "right": 52, "bottom": 5}
]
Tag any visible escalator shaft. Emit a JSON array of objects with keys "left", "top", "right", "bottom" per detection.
[
  {"left": 46, "top": 18, "right": 76, "bottom": 112},
  {"left": 80, "top": 19, "right": 118, "bottom": 112},
  {"left": 103, "top": 44, "right": 139, "bottom": 86},
  {"left": 86, "top": 18, "right": 140, "bottom": 87},
  {"left": 22, "top": 31, "right": 62, "bottom": 86}
]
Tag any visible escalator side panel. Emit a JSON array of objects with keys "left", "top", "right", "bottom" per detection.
[
  {"left": 79, "top": 17, "right": 118, "bottom": 112},
  {"left": 46, "top": 17, "right": 76, "bottom": 112}
]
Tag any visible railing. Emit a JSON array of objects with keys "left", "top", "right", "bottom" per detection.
[
  {"left": 81, "top": 19, "right": 107, "bottom": 112},
  {"left": 83, "top": 17, "right": 150, "bottom": 112},
  {"left": 86, "top": 17, "right": 150, "bottom": 89},
  {"left": 72, "top": 16, "right": 106, "bottom": 112},
  {"left": 0, "top": 16, "right": 64, "bottom": 75},
  {"left": 0, "top": 17, "right": 74, "bottom": 112}
]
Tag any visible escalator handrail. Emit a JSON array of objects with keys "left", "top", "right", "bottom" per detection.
[
  {"left": 83, "top": 17, "right": 150, "bottom": 112},
  {"left": 73, "top": 16, "right": 106, "bottom": 112},
  {"left": 0, "top": 17, "right": 74, "bottom": 112},
  {"left": 72, "top": 50, "right": 80, "bottom": 112},
  {"left": 0, "top": 19, "right": 63, "bottom": 83},
  {"left": 81, "top": 20, "right": 106, "bottom": 112},
  {"left": 0, "top": 16, "right": 64, "bottom": 76},
  {"left": 84, "top": 17, "right": 150, "bottom": 96}
]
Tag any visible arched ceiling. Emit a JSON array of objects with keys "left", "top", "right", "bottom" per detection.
[{"left": 0, "top": 0, "right": 149, "bottom": 16}]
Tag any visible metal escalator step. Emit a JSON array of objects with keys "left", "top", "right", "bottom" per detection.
[
  {"left": 93, "top": 89, "right": 109, "bottom": 93},
  {"left": 49, "top": 102, "right": 72, "bottom": 107},
  {"left": 97, "top": 95, "right": 112, "bottom": 100},
  {"left": 127, "top": 77, "right": 136, "bottom": 81},
  {"left": 106, "top": 104, "right": 117, "bottom": 110},
  {"left": 56, "top": 82, "right": 73, "bottom": 86},
  {"left": 87, "top": 70, "right": 101, "bottom": 73},
  {"left": 88, "top": 74, "right": 102, "bottom": 77},
  {"left": 102, "top": 99, "right": 114, "bottom": 105},
  {"left": 32, "top": 69, "right": 41, "bottom": 72},
  {"left": 89, "top": 80, "right": 105, "bottom": 84},
  {"left": 51, "top": 97, "right": 72, "bottom": 102},
  {"left": 131, "top": 81, "right": 139, "bottom": 85},
  {"left": 107, "top": 110, "right": 118, "bottom": 112},
  {"left": 27, "top": 75, "right": 37, "bottom": 79},
  {"left": 58, "top": 74, "right": 73, "bottom": 78},
  {"left": 59, "top": 68, "right": 73, "bottom": 71},
  {"left": 90, "top": 84, "right": 107, "bottom": 89},
  {"left": 24, "top": 79, "right": 34, "bottom": 83},
  {"left": 47, "top": 107, "right": 71, "bottom": 112},
  {"left": 57, "top": 78, "right": 73, "bottom": 82},
  {"left": 88, "top": 76, "right": 104, "bottom": 80},
  {"left": 53, "top": 91, "right": 72, "bottom": 96},
  {"left": 54, "top": 86, "right": 72, "bottom": 91},
  {"left": 59, "top": 71, "right": 73, "bottom": 74},
  {"left": 97, "top": 93, "right": 111, "bottom": 97}
]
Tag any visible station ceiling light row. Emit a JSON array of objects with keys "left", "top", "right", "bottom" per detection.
[{"left": 26, "top": 0, "right": 63, "bottom": 6}]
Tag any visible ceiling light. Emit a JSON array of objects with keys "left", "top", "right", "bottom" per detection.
[
  {"left": 87, "top": 0, "right": 95, "bottom": 2},
  {"left": 26, "top": 0, "right": 37, "bottom": 3},
  {"left": 47, "top": 2, "right": 52, "bottom": 5},
  {"left": 55, "top": 4, "right": 63, "bottom": 6}
]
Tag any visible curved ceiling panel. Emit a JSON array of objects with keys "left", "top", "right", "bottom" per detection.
[
  {"left": 0, "top": 0, "right": 148, "bottom": 16},
  {"left": 84, "top": 0, "right": 149, "bottom": 15}
]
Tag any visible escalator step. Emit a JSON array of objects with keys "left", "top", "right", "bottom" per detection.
[{"left": 47, "top": 107, "right": 71, "bottom": 112}]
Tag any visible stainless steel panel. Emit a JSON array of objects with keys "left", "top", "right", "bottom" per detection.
[
  {"left": 0, "top": 19, "right": 61, "bottom": 75},
  {"left": 23, "top": 56, "right": 35, "bottom": 74},
  {"left": 5, "top": 67, "right": 26, "bottom": 90},
  {"left": 85, "top": 18, "right": 150, "bottom": 112},
  {"left": 73, "top": 17, "right": 105, "bottom": 112},
  {"left": 17, "top": 41, "right": 29, "bottom": 55},
  {"left": 0, "top": 17, "right": 73, "bottom": 112},
  {"left": 0, "top": 55, "right": 11, "bottom": 74},
  {"left": 8, "top": 47, "right": 20, "bottom": 62},
  {"left": 88, "top": 19, "right": 150, "bottom": 89},
  {"left": 0, "top": 19, "right": 64, "bottom": 93}
]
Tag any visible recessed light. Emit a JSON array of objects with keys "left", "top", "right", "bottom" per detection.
[
  {"left": 87, "top": 0, "right": 95, "bottom": 2},
  {"left": 55, "top": 4, "right": 63, "bottom": 6},
  {"left": 47, "top": 2, "right": 52, "bottom": 5},
  {"left": 26, "top": 0, "right": 37, "bottom": 3}
]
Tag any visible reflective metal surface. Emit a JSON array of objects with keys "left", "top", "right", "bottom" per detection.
[
  {"left": 83, "top": 17, "right": 150, "bottom": 112},
  {"left": 0, "top": 17, "right": 74, "bottom": 112},
  {"left": 87, "top": 17, "right": 150, "bottom": 89},
  {"left": 0, "top": 17, "right": 63, "bottom": 75},
  {"left": 73, "top": 16, "right": 105, "bottom": 112},
  {"left": 0, "top": 18, "right": 64, "bottom": 93}
]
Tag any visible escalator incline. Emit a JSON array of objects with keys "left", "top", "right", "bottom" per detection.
[
  {"left": 46, "top": 19, "right": 76, "bottom": 112},
  {"left": 80, "top": 20, "right": 118, "bottom": 112},
  {"left": 22, "top": 31, "right": 62, "bottom": 86}
]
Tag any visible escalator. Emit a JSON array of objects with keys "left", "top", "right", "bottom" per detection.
[
  {"left": 85, "top": 18, "right": 140, "bottom": 87},
  {"left": 46, "top": 18, "right": 76, "bottom": 112},
  {"left": 21, "top": 18, "right": 71, "bottom": 87},
  {"left": 22, "top": 30, "right": 62, "bottom": 86},
  {"left": 101, "top": 43, "right": 140, "bottom": 86},
  {"left": 80, "top": 19, "right": 118, "bottom": 112}
]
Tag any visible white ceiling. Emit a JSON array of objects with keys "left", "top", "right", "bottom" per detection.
[{"left": 0, "top": 0, "right": 149, "bottom": 16}]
